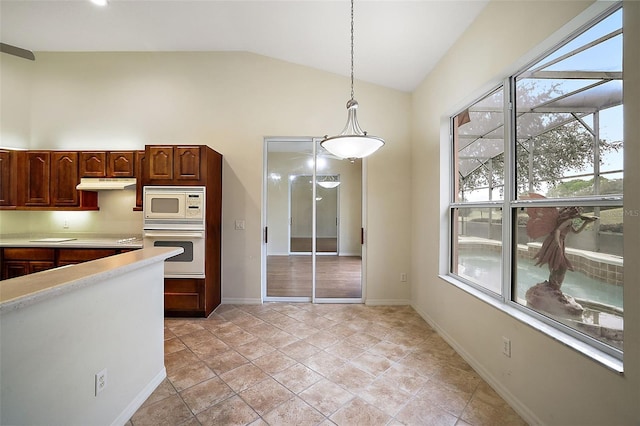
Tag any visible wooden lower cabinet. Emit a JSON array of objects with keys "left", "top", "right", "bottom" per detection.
[
  {"left": 57, "top": 248, "right": 118, "bottom": 266},
  {"left": 2, "top": 248, "right": 56, "bottom": 279},
  {"left": 164, "top": 278, "right": 206, "bottom": 317},
  {"left": 1, "top": 247, "right": 135, "bottom": 280}
]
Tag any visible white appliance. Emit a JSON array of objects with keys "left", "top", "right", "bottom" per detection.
[
  {"left": 143, "top": 186, "right": 206, "bottom": 278},
  {"left": 76, "top": 177, "right": 137, "bottom": 191},
  {"left": 142, "top": 230, "right": 206, "bottom": 278},
  {"left": 143, "top": 186, "right": 205, "bottom": 229}
]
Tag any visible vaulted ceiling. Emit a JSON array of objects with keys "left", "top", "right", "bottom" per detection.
[{"left": 0, "top": 0, "right": 488, "bottom": 92}]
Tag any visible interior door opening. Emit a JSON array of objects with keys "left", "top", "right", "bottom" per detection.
[{"left": 290, "top": 174, "right": 339, "bottom": 255}]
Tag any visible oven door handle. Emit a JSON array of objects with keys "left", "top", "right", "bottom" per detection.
[{"left": 143, "top": 231, "right": 205, "bottom": 238}]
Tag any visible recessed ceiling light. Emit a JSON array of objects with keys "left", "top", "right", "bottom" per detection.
[{"left": 90, "top": 0, "right": 108, "bottom": 6}]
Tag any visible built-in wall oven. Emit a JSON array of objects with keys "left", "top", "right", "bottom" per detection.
[{"left": 143, "top": 186, "right": 206, "bottom": 278}]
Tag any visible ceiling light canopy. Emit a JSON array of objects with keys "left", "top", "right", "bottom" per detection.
[{"left": 321, "top": 0, "right": 385, "bottom": 163}]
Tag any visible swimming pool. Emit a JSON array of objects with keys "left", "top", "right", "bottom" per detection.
[{"left": 457, "top": 250, "right": 623, "bottom": 310}]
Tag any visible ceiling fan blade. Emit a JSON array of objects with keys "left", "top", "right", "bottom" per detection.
[{"left": 0, "top": 43, "right": 35, "bottom": 61}]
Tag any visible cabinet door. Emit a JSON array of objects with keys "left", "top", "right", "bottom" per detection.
[
  {"left": 148, "top": 146, "right": 174, "bottom": 180},
  {"left": 23, "top": 151, "right": 51, "bottom": 206},
  {"left": 134, "top": 150, "right": 146, "bottom": 210},
  {"left": 164, "top": 278, "right": 205, "bottom": 314},
  {"left": 0, "top": 149, "right": 16, "bottom": 207},
  {"left": 57, "top": 248, "right": 117, "bottom": 266},
  {"left": 29, "top": 261, "right": 55, "bottom": 274},
  {"left": 174, "top": 146, "right": 201, "bottom": 181},
  {"left": 108, "top": 151, "right": 135, "bottom": 177},
  {"left": 3, "top": 261, "right": 29, "bottom": 279},
  {"left": 2, "top": 248, "right": 56, "bottom": 279},
  {"left": 51, "top": 152, "right": 79, "bottom": 207},
  {"left": 80, "top": 152, "right": 107, "bottom": 177}
]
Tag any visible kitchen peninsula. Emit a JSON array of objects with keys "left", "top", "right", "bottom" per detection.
[{"left": 0, "top": 246, "right": 181, "bottom": 426}]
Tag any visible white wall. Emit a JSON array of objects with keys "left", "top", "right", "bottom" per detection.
[
  {"left": 0, "top": 254, "right": 166, "bottom": 425},
  {"left": 0, "top": 51, "right": 412, "bottom": 304},
  {"left": 0, "top": 191, "right": 143, "bottom": 236},
  {"left": 0, "top": 53, "right": 32, "bottom": 149},
  {"left": 411, "top": 1, "right": 640, "bottom": 424}
]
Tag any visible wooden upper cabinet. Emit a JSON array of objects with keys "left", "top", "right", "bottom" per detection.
[
  {"left": 51, "top": 152, "right": 79, "bottom": 207},
  {"left": 0, "top": 149, "right": 97, "bottom": 211},
  {"left": 145, "top": 145, "right": 202, "bottom": 184},
  {"left": 108, "top": 151, "right": 134, "bottom": 177},
  {"left": 148, "top": 146, "right": 174, "bottom": 180},
  {"left": 81, "top": 151, "right": 134, "bottom": 177},
  {"left": 0, "top": 149, "right": 17, "bottom": 207},
  {"left": 80, "top": 152, "right": 107, "bottom": 177},
  {"left": 134, "top": 150, "right": 146, "bottom": 210},
  {"left": 175, "top": 146, "right": 201, "bottom": 180},
  {"left": 22, "top": 151, "right": 51, "bottom": 206}
]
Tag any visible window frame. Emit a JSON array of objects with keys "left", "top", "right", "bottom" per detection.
[{"left": 447, "top": 2, "right": 624, "bottom": 365}]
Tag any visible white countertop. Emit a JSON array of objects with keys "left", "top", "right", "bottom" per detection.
[
  {"left": 0, "top": 246, "right": 181, "bottom": 313},
  {"left": 0, "top": 233, "right": 143, "bottom": 249}
]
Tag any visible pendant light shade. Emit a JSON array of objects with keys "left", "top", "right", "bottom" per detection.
[
  {"left": 321, "top": 99, "right": 384, "bottom": 161},
  {"left": 317, "top": 175, "right": 341, "bottom": 189},
  {"left": 321, "top": 0, "right": 385, "bottom": 162}
]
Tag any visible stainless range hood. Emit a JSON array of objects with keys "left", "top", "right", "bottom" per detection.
[{"left": 76, "top": 178, "right": 137, "bottom": 191}]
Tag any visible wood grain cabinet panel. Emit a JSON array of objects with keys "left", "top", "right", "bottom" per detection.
[
  {"left": 107, "top": 151, "right": 135, "bottom": 177},
  {"left": 134, "top": 150, "right": 146, "bottom": 210},
  {"left": 80, "top": 152, "right": 107, "bottom": 177},
  {"left": 1, "top": 247, "right": 136, "bottom": 280},
  {"left": 174, "top": 146, "right": 201, "bottom": 180},
  {"left": 2, "top": 248, "right": 56, "bottom": 280},
  {"left": 22, "top": 151, "right": 51, "bottom": 206},
  {"left": 0, "top": 149, "right": 17, "bottom": 207},
  {"left": 164, "top": 278, "right": 205, "bottom": 313},
  {"left": 3, "top": 261, "right": 30, "bottom": 279},
  {"left": 51, "top": 152, "right": 79, "bottom": 207},
  {"left": 57, "top": 248, "right": 118, "bottom": 266},
  {"left": 145, "top": 145, "right": 202, "bottom": 184},
  {"left": 148, "top": 146, "right": 174, "bottom": 180},
  {"left": 29, "top": 261, "right": 56, "bottom": 274}
]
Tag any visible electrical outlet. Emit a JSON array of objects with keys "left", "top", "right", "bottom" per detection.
[
  {"left": 63, "top": 218, "right": 69, "bottom": 229},
  {"left": 235, "top": 220, "right": 245, "bottom": 230},
  {"left": 95, "top": 368, "right": 107, "bottom": 396},
  {"left": 502, "top": 337, "right": 511, "bottom": 357},
  {"left": 400, "top": 272, "right": 407, "bottom": 282}
]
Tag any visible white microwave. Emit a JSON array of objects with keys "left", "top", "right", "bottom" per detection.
[{"left": 143, "top": 186, "right": 205, "bottom": 227}]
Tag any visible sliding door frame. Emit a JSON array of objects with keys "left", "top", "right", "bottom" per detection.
[{"left": 262, "top": 136, "right": 366, "bottom": 304}]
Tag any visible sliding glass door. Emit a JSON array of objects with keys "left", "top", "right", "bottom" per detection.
[{"left": 264, "top": 138, "right": 363, "bottom": 302}]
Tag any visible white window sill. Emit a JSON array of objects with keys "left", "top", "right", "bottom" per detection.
[{"left": 438, "top": 274, "right": 624, "bottom": 374}]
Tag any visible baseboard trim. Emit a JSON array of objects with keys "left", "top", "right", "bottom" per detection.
[
  {"left": 111, "top": 367, "right": 166, "bottom": 426},
  {"left": 222, "top": 297, "right": 263, "bottom": 305},
  {"left": 365, "top": 299, "right": 411, "bottom": 306},
  {"left": 410, "top": 304, "right": 541, "bottom": 426}
]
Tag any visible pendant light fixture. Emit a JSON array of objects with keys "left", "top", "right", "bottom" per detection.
[
  {"left": 317, "top": 175, "right": 341, "bottom": 189},
  {"left": 321, "top": 0, "right": 385, "bottom": 162}
]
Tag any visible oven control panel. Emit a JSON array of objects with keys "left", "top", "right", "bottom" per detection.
[{"left": 186, "top": 192, "right": 204, "bottom": 218}]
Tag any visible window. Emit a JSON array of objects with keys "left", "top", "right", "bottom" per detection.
[
  {"left": 452, "top": 87, "right": 505, "bottom": 295},
  {"left": 450, "top": 5, "right": 623, "bottom": 357}
]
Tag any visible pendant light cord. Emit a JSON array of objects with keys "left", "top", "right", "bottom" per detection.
[{"left": 350, "top": 0, "right": 355, "bottom": 102}]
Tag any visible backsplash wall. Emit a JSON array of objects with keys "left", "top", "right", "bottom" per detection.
[{"left": 0, "top": 191, "right": 142, "bottom": 236}]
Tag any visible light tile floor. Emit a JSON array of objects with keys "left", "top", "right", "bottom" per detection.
[{"left": 128, "top": 303, "right": 527, "bottom": 426}]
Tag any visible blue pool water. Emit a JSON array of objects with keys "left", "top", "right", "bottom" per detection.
[{"left": 458, "top": 251, "right": 623, "bottom": 309}]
